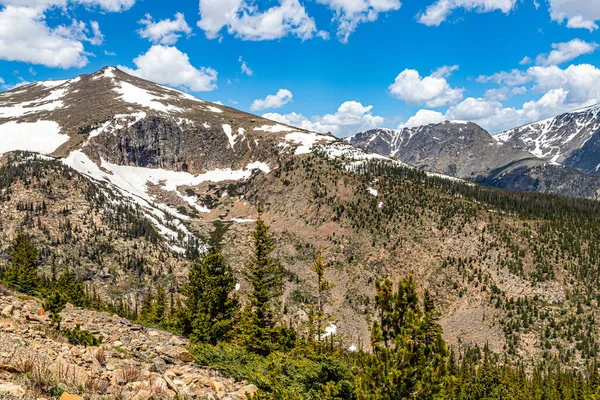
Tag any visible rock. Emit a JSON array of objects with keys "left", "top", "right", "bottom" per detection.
[
  {"left": 177, "top": 348, "right": 194, "bottom": 363},
  {"left": 210, "top": 380, "right": 226, "bottom": 397},
  {"left": 112, "top": 340, "right": 124, "bottom": 347},
  {"left": 36, "top": 308, "right": 45, "bottom": 316},
  {"left": 1, "top": 304, "right": 13, "bottom": 318},
  {"left": 59, "top": 392, "right": 84, "bottom": 400},
  {"left": 0, "top": 382, "right": 26, "bottom": 397},
  {"left": 235, "top": 384, "right": 258, "bottom": 398},
  {"left": 131, "top": 389, "right": 152, "bottom": 400}
]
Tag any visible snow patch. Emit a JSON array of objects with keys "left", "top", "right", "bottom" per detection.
[
  {"left": 254, "top": 124, "right": 296, "bottom": 133},
  {"left": 0, "top": 121, "right": 68, "bottom": 155},
  {"left": 115, "top": 82, "right": 182, "bottom": 113},
  {"left": 282, "top": 132, "right": 336, "bottom": 155},
  {"left": 207, "top": 105, "right": 223, "bottom": 113},
  {"left": 367, "top": 187, "right": 378, "bottom": 197}
]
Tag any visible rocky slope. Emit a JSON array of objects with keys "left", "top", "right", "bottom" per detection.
[
  {"left": 348, "top": 121, "right": 600, "bottom": 199},
  {"left": 496, "top": 104, "right": 600, "bottom": 174},
  {"left": 3, "top": 68, "right": 600, "bottom": 366},
  {"left": 0, "top": 288, "right": 256, "bottom": 399}
]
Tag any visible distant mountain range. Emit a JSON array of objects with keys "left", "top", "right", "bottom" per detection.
[{"left": 347, "top": 112, "right": 600, "bottom": 199}]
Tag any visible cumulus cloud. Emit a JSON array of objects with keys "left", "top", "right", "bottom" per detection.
[
  {"left": 417, "top": 0, "right": 517, "bottom": 26},
  {"left": 137, "top": 12, "right": 192, "bottom": 45},
  {"left": 315, "top": 0, "right": 401, "bottom": 43},
  {"left": 0, "top": 0, "right": 133, "bottom": 69},
  {"left": 399, "top": 109, "right": 446, "bottom": 128},
  {"left": 197, "top": 0, "right": 326, "bottom": 41},
  {"left": 389, "top": 67, "right": 464, "bottom": 107},
  {"left": 263, "top": 101, "right": 384, "bottom": 137},
  {"left": 119, "top": 45, "right": 218, "bottom": 92},
  {"left": 250, "top": 89, "right": 293, "bottom": 110},
  {"left": 401, "top": 62, "right": 600, "bottom": 133},
  {"left": 519, "top": 56, "right": 532, "bottom": 65},
  {"left": 239, "top": 56, "right": 253, "bottom": 76},
  {"left": 548, "top": 0, "right": 600, "bottom": 31},
  {"left": 535, "top": 39, "right": 598, "bottom": 66}
]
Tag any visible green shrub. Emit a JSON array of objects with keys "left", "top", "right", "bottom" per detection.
[{"left": 61, "top": 325, "right": 103, "bottom": 347}]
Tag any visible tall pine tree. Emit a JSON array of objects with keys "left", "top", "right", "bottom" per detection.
[
  {"left": 181, "top": 247, "right": 239, "bottom": 344},
  {"left": 238, "top": 214, "right": 283, "bottom": 355},
  {"left": 357, "top": 276, "right": 451, "bottom": 400},
  {"left": 3, "top": 234, "right": 39, "bottom": 294}
]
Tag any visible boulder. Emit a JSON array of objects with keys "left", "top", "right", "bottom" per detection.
[
  {"left": 59, "top": 392, "right": 84, "bottom": 400},
  {"left": 0, "top": 382, "right": 26, "bottom": 397}
]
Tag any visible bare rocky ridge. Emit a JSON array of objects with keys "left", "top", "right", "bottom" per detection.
[
  {"left": 496, "top": 104, "right": 600, "bottom": 173},
  {"left": 347, "top": 121, "right": 600, "bottom": 199},
  {"left": 0, "top": 290, "right": 256, "bottom": 399}
]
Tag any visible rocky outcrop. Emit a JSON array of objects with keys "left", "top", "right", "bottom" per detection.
[{"left": 0, "top": 291, "right": 256, "bottom": 399}]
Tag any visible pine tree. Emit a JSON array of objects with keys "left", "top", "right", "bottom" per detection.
[
  {"left": 357, "top": 276, "right": 451, "bottom": 400},
  {"left": 181, "top": 247, "right": 239, "bottom": 344},
  {"left": 55, "top": 267, "right": 86, "bottom": 307},
  {"left": 238, "top": 214, "right": 283, "bottom": 355},
  {"left": 311, "top": 250, "right": 333, "bottom": 345},
  {"left": 153, "top": 284, "right": 167, "bottom": 324},
  {"left": 3, "top": 234, "right": 39, "bottom": 294}
]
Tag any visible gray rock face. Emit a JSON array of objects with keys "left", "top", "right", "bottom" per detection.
[
  {"left": 495, "top": 104, "right": 600, "bottom": 174},
  {"left": 348, "top": 121, "right": 600, "bottom": 199},
  {"left": 347, "top": 121, "right": 538, "bottom": 178}
]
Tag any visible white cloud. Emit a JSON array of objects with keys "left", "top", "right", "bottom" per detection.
[
  {"left": 263, "top": 101, "right": 384, "bottom": 137},
  {"left": 476, "top": 69, "right": 530, "bottom": 86},
  {"left": 548, "top": 0, "right": 600, "bottom": 31},
  {"left": 197, "top": 0, "right": 326, "bottom": 41},
  {"left": 119, "top": 45, "right": 218, "bottom": 92},
  {"left": 315, "top": 0, "right": 401, "bottom": 43},
  {"left": 0, "top": 0, "right": 135, "bottom": 12},
  {"left": 138, "top": 12, "right": 191, "bottom": 45},
  {"left": 519, "top": 56, "right": 532, "bottom": 65},
  {"left": 417, "top": 0, "right": 517, "bottom": 26},
  {"left": 431, "top": 64, "right": 459, "bottom": 78},
  {"left": 535, "top": 39, "right": 598, "bottom": 66},
  {"left": 0, "top": 0, "right": 132, "bottom": 69},
  {"left": 54, "top": 19, "right": 104, "bottom": 45},
  {"left": 401, "top": 63, "right": 600, "bottom": 133},
  {"left": 239, "top": 56, "right": 253, "bottom": 76},
  {"left": 0, "top": 6, "right": 87, "bottom": 68},
  {"left": 399, "top": 109, "right": 446, "bottom": 128},
  {"left": 250, "top": 89, "right": 293, "bottom": 110},
  {"left": 389, "top": 68, "right": 464, "bottom": 107}
]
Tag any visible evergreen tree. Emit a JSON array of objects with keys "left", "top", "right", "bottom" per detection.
[
  {"left": 311, "top": 250, "right": 333, "bottom": 345},
  {"left": 153, "top": 284, "right": 167, "bottom": 324},
  {"left": 357, "top": 276, "right": 451, "bottom": 400},
  {"left": 181, "top": 247, "right": 239, "bottom": 344},
  {"left": 238, "top": 214, "right": 283, "bottom": 355},
  {"left": 3, "top": 234, "right": 39, "bottom": 294},
  {"left": 54, "top": 267, "right": 86, "bottom": 307}
]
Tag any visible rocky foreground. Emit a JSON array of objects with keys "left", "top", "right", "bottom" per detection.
[{"left": 0, "top": 290, "right": 256, "bottom": 399}]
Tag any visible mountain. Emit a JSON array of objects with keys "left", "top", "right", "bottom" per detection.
[
  {"left": 496, "top": 104, "right": 600, "bottom": 174},
  {"left": 4, "top": 67, "right": 600, "bottom": 366},
  {"left": 347, "top": 121, "right": 600, "bottom": 199}
]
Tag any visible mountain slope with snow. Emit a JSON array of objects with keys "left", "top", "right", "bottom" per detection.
[
  {"left": 495, "top": 104, "right": 600, "bottom": 174},
  {"left": 348, "top": 120, "right": 600, "bottom": 199}
]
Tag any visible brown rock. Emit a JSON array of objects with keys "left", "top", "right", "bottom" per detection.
[
  {"left": 131, "top": 389, "right": 152, "bottom": 400},
  {"left": 236, "top": 384, "right": 258, "bottom": 398},
  {"left": 177, "top": 348, "right": 194, "bottom": 363},
  {"left": 59, "top": 393, "right": 84, "bottom": 400},
  {"left": 0, "top": 382, "right": 26, "bottom": 397},
  {"left": 210, "top": 380, "right": 226, "bottom": 397},
  {"left": 36, "top": 308, "right": 45, "bottom": 316}
]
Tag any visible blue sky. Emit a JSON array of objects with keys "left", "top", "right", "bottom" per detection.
[{"left": 1, "top": 0, "right": 600, "bottom": 136}]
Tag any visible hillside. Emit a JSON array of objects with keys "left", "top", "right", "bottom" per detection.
[{"left": 2, "top": 68, "right": 600, "bottom": 369}]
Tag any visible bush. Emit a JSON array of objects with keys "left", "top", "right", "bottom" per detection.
[
  {"left": 190, "top": 344, "right": 356, "bottom": 399},
  {"left": 61, "top": 325, "right": 103, "bottom": 347}
]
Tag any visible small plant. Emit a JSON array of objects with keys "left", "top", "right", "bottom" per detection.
[
  {"left": 93, "top": 348, "right": 106, "bottom": 366},
  {"left": 118, "top": 363, "right": 142, "bottom": 384},
  {"left": 61, "top": 325, "right": 103, "bottom": 347}
]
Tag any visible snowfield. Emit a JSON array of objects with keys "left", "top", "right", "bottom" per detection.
[
  {"left": 114, "top": 81, "right": 182, "bottom": 113},
  {"left": 0, "top": 121, "right": 69, "bottom": 155}
]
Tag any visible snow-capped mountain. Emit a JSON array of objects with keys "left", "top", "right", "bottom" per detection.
[
  {"left": 495, "top": 104, "right": 600, "bottom": 174},
  {"left": 348, "top": 120, "right": 600, "bottom": 199},
  {"left": 347, "top": 121, "right": 539, "bottom": 178},
  {"left": 0, "top": 67, "right": 398, "bottom": 250}
]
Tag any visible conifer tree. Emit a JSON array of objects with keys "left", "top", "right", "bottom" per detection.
[
  {"left": 3, "top": 234, "right": 39, "bottom": 294},
  {"left": 181, "top": 247, "right": 239, "bottom": 344},
  {"left": 357, "top": 276, "right": 451, "bottom": 400},
  {"left": 238, "top": 214, "right": 283, "bottom": 355},
  {"left": 311, "top": 250, "right": 333, "bottom": 345},
  {"left": 153, "top": 284, "right": 167, "bottom": 324}
]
